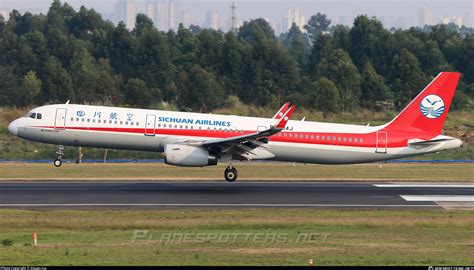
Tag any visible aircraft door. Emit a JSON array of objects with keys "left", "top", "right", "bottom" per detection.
[
  {"left": 145, "top": 114, "right": 156, "bottom": 136},
  {"left": 54, "top": 108, "right": 67, "bottom": 130},
  {"left": 376, "top": 131, "right": 388, "bottom": 153}
]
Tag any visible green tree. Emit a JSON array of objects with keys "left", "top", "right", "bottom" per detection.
[
  {"left": 316, "top": 49, "right": 361, "bottom": 112},
  {"left": 307, "top": 33, "right": 333, "bottom": 73},
  {"left": 176, "top": 65, "right": 224, "bottom": 111},
  {"left": 309, "top": 77, "right": 340, "bottom": 115},
  {"left": 19, "top": 71, "right": 41, "bottom": 106},
  {"left": 124, "top": 78, "right": 154, "bottom": 107},
  {"left": 41, "top": 56, "right": 74, "bottom": 103},
  {"left": 133, "top": 13, "right": 154, "bottom": 36},
  {"left": 238, "top": 18, "right": 276, "bottom": 45},
  {"left": 419, "top": 40, "right": 450, "bottom": 75},
  {"left": 360, "top": 61, "right": 390, "bottom": 109},
  {"left": 281, "top": 23, "right": 310, "bottom": 66},
  {"left": 458, "top": 34, "right": 474, "bottom": 84},
  {"left": 391, "top": 49, "right": 427, "bottom": 109},
  {"left": 304, "top": 13, "right": 331, "bottom": 41},
  {"left": 349, "top": 15, "right": 389, "bottom": 71},
  {"left": 96, "top": 58, "right": 121, "bottom": 103},
  {"left": 0, "top": 65, "right": 19, "bottom": 105},
  {"left": 69, "top": 49, "right": 99, "bottom": 102}
]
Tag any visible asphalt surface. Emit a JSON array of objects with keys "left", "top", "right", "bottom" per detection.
[{"left": 0, "top": 181, "right": 472, "bottom": 209}]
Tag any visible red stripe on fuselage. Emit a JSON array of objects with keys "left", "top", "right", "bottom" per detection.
[{"left": 33, "top": 125, "right": 434, "bottom": 148}]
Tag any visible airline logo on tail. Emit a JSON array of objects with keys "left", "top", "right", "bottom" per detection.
[{"left": 420, "top": 94, "right": 445, "bottom": 119}]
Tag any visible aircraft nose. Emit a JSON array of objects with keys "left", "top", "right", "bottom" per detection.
[{"left": 8, "top": 119, "right": 19, "bottom": 136}]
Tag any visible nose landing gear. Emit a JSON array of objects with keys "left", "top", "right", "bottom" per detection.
[
  {"left": 224, "top": 165, "right": 238, "bottom": 182},
  {"left": 53, "top": 145, "right": 64, "bottom": 167}
]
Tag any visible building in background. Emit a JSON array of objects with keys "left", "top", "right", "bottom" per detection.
[
  {"left": 281, "top": 7, "right": 306, "bottom": 33},
  {"left": 168, "top": 0, "right": 177, "bottom": 30},
  {"left": 115, "top": 0, "right": 135, "bottom": 30},
  {"left": 205, "top": 10, "right": 220, "bottom": 30},
  {"left": 142, "top": 0, "right": 184, "bottom": 31},
  {"left": 156, "top": 0, "right": 168, "bottom": 30},
  {"left": 439, "top": 15, "right": 463, "bottom": 27},
  {"left": 418, "top": 7, "right": 434, "bottom": 27},
  {"left": 0, "top": 9, "right": 9, "bottom": 21},
  {"left": 145, "top": 1, "right": 155, "bottom": 24}
]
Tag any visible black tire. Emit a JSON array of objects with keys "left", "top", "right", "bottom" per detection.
[
  {"left": 224, "top": 167, "right": 238, "bottom": 182},
  {"left": 53, "top": 159, "right": 62, "bottom": 167}
]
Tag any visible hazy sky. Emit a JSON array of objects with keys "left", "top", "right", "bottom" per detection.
[{"left": 1, "top": 0, "right": 473, "bottom": 28}]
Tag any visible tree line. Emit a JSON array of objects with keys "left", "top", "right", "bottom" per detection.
[{"left": 0, "top": 0, "right": 473, "bottom": 114}]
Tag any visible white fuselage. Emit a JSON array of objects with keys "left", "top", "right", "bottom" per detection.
[{"left": 8, "top": 104, "right": 463, "bottom": 164}]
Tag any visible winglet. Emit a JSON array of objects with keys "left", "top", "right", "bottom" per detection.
[
  {"left": 275, "top": 105, "right": 296, "bottom": 129},
  {"left": 272, "top": 102, "right": 290, "bottom": 119}
]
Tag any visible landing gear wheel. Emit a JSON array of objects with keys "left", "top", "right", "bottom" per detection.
[
  {"left": 54, "top": 145, "right": 64, "bottom": 168},
  {"left": 53, "top": 159, "right": 62, "bottom": 167},
  {"left": 224, "top": 167, "right": 238, "bottom": 182}
]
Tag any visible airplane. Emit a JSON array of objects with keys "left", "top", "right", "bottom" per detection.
[{"left": 7, "top": 72, "right": 463, "bottom": 182}]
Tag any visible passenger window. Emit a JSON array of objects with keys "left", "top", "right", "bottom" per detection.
[
  {"left": 82, "top": 118, "right": 85, "bottom": 122},
  {"left": 360, "top": 139, "right": 364, "bottom": 143},
  {"left": 87, "top": 119, "right": 90, "bottom": 122},
  {"left": 71, "top": 117, "right": 74, "bottom": 121}
]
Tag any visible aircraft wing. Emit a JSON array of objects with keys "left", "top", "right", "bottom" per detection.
[{"left": 188, "top": 105, "right": 296, "bottom": 160}]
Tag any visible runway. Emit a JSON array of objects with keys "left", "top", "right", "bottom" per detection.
[{"left": 0, "top": 181, "right": 472, "bottom": 210}]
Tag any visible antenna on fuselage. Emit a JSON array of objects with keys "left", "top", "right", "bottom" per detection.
[
  {"left": 65, "top": 100, "right": 70, "bottom": 104},
  {"left": 301, "top": 117, "right": 306, "bottom": 121}
]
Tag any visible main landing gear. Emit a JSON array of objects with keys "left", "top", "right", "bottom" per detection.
[
  {"left": 53, "top": 145, "right": 64, "bottom": 167},
  {"left": 224, "top": 165, "right": 238, "bottom": 182}
]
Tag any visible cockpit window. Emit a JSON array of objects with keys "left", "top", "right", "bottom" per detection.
[{"left": 24, "top": 112, "right": 42, "bottom": 119}]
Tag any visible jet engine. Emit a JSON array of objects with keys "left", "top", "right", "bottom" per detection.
[{"left": 164, "top": 144, "right": 218, "bottom": 167}]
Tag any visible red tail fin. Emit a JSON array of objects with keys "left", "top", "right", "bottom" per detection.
[{"left": 384, "top": 72, "right": 461, "bottom": 137}]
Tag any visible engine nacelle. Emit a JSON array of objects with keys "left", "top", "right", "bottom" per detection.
[{"left": 164, "top": 144, "right": 218, "bottom": 167}]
